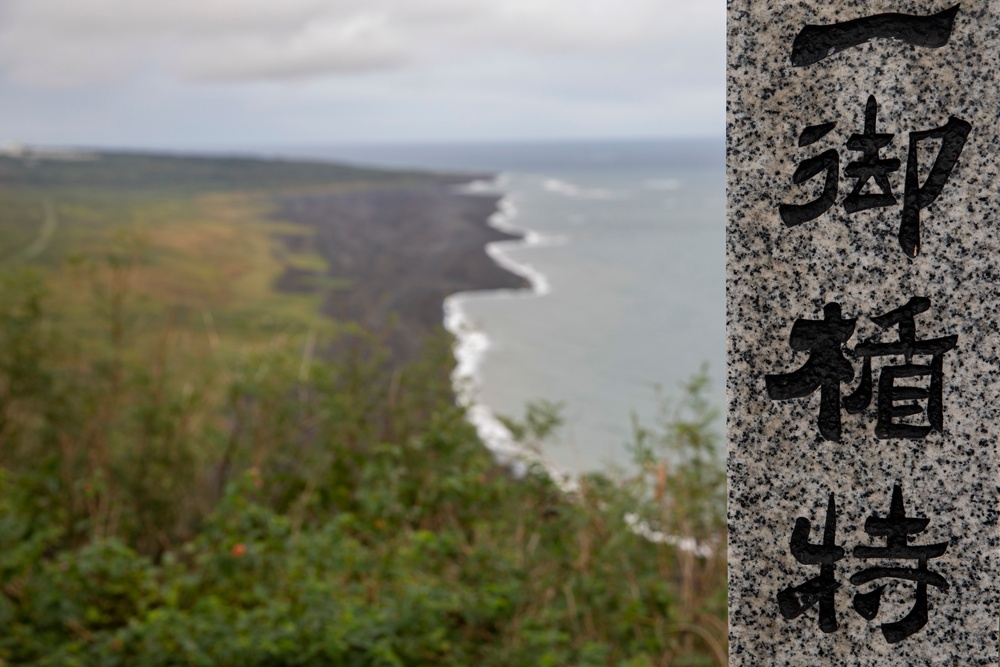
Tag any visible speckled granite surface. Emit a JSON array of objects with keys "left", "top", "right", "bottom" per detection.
[{"left": 727, "top": 2, "right": 1000, "bottom": 664}]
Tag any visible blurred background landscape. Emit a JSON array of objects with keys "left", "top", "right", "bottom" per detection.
[{"left": 0, "top": 1, "right": 728, "bottom": 665}]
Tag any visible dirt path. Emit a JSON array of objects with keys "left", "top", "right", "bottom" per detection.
[{"left": 3, "top": 198, "right": 58, "bottom": 266}]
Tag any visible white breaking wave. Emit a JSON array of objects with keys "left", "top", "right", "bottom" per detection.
[
  {"left": 444, "top": 300, "right": 574, "bottom": 489},
  {"left": 455, "top": 178, "right": 501, "bottom": 195},
  {"left": 483, "top": 198, "right": 566, "bottom": 295},
  {"left": 444, "top": 175, "right": 713, "bottom": 554},
  {"left": 542, "top": 178, "right": 625, "bottom": 200},
  {"left": 444, "top": 175, "right": 574, "bottom": 490},
  {"left": 623, "top": 512, "right": 714, "bottom": 557}
]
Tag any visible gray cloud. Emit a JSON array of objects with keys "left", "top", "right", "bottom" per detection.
[
  {"left": 0, "top": 0, "right": 722, "bottom": 85},
  {"left": 177, "top": 14, "right": 408, "bottom": 81}
]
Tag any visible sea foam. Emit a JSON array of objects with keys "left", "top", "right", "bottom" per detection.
[
  {"left": 445, "top": 176, "right": 573, "bottom": 489},
  {"left": 542, "top": 178, "right": 625, "bottom": 200},
  {"left": 445, "top": 175, "right": 713, "bottom": 554}
]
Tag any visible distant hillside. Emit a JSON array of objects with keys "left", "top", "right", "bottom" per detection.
[
  {"left": 0, "top": 149, "right": 471, "bottom": 192},
  {"left": 0, "top": 149, "right": 525, "bottom": 365}
]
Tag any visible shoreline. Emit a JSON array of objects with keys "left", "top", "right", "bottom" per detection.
[
  {"left": 448, "top": 174, "right": 714, "bottom": 553},
  {"left": 266, "top": 166, "right": 572, "bottom": 481},
  {"left": 269, "top": 177, "right": 528, "bottom": 365},
  {"left": 444, "top": 175, "right": 573, "bottom": 487}
]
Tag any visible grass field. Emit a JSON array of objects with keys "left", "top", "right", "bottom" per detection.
[{"left": 0, "top": 151, "right": 458, "bottom": 359}]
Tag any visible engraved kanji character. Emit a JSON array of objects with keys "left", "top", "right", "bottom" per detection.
[
  {"left": 850, "top": 484, "right": 949, "bottom": 644},
  {"left": 779, "top": 122, "right": 839, "bottom": 226},
  {"left": 766, "top": 303, "right": 864, "bottom": 441},
  {"left": 777, "top": 493, "right": 847, "bottom": 633},
  {"left": 900, "top": 116, "right": 972, "bottom": 257},
  {"left": 851, "top": 297, "right": 957, "bottom": 439},
  {"left": 843, "top": 95, "right": 901, "bottom": 214}
]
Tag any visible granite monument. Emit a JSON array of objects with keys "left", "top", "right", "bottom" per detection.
[{"left": 727, "top": 2, "right": 1000, "bottom": 664}]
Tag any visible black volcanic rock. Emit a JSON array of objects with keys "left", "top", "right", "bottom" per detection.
[{"left": 271, "top": 183, "right": 530, "bottom": 363}]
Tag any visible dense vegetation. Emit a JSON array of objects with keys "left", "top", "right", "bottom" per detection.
[{"left": 0, "top": 152, "right": 727, "bottom": 665}]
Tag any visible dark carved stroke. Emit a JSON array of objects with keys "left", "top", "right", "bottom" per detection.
[
  {"left": 900, "top": 116, "right": 972, "bottom": 258},
  {"left": 799, "top": 122, "right": 837, "bottom": 147},
  {"left": 791, "top": 5, "right": 960, "bottom": 67}
]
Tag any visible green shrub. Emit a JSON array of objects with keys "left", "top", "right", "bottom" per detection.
[{"left": 0, "top": 266, "right": 727, "bottom": 666}]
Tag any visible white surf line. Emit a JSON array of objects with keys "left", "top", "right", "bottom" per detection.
[
  {"left": 541, "top": 177, "right": 626, "bottom": 200},
  {"left": 623, "top": 512, "right": 716, "bottom": 557},
  {"left": 443, "top": 297, "right": 574, "bottom": 490},
  {"left": 447, "top": 176, "right": 574, "bottom": 490},
  {"left": 448, "top": 177, "right": 714, "bottom": 556}
]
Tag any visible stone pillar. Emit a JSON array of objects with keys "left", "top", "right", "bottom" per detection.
[{"left": 727, "top": 2, "right": 1000, "bottom": 664}]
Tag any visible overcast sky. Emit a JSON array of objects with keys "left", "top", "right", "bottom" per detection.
[{"left": 0, "top": 0, "right": 724, "bottom": 150}]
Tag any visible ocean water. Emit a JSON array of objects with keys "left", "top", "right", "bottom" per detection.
[{"left": 273, "top": 139, "right": 725, "bottom": 474}]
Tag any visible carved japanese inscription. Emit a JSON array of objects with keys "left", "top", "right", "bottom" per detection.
[
  {"left": 728, "top": 2, "right": 1000, "bottom": 665},
  {"left": 777, "top": 484, "right": 949, "bottom": 643}
]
